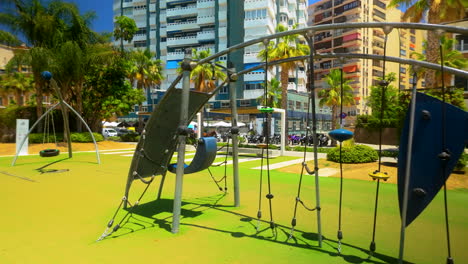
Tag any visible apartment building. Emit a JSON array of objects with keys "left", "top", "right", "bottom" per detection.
[
  {"left": 113, "top": 0, "right": 313, "bottom": 131},
  {"left": 308, "top": 0, "right": 424, "bottom": 123}
]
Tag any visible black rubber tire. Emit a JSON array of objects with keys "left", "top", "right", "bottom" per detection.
[{"left": 39, "top": 149, "right": 60, "bottom": 157}]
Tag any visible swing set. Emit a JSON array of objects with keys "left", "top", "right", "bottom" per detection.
[
  {"left": 98, "top": 22, "right": 467, "bottom": 264},
  {"left": 12, "top": 71, "right": 100, "bottom": 166}
]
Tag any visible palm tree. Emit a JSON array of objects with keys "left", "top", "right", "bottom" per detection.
[
  {"left": 410, "top": 36, "right": 468, "bottom": 87},
  {"left": 128, "top": 49, "right": 164, "bottom": 132},
  {"left": 257, "top": 77, "right": 282, "bottom": 108},
  {"left": 388, "top": 0, "right": 467, "bottom": 88},
  {"left": 318, "top": 69, "right": 354, "bottom": 145},
  {"left": 187, "top": 48, "right": 227, "bottom": 93},
  {"left": 114, "top": 16, "right": 137, "bottom": 53},
  {"left": 0, "top": 30, "right": 21, "bottom": 46},
  {"left": 258, "top": 24, "right": 309, "bottom": 140}
]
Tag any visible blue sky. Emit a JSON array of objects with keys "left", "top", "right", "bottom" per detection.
[{"left": 69, "top": 0, "right": 321, "bottom": 33}]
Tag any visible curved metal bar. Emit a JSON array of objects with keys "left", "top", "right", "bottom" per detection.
[
  {"left": 62, "top": 101, "right": 101, "bottom": 164},
  {"left": 196, "top": 22, "right": 468, "bottom": 66},
  {"left": 236, "top": 54, "right": 468, "bottom": 79},
  {"left": 11, "top": 102, "right": 60, "bottom": 166}
]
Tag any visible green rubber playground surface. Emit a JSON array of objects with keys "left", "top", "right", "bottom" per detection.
[{"left": 1, "top": 151, "right": 467, "bottom": 263}]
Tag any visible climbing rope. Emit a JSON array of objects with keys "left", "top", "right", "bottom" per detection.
[
  {"left": 97, "top": 175, "right": 155, "bottom": 241},
  {"left": 207, "top": 138, "right": 229, "bottom": 192},
  {"left": 439, "top": 39, "right": 454, "bottom": 264},
  {"left": 255, "top": 39, "right": 276, "bottom": 237},
  {"left": 368, "top": 27, "right": 391, "bottom": 258},
  {"left": 287, "top": 85, "right": 318, "bottom": 241}
]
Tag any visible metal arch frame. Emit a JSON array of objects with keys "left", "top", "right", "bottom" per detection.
[{"left": 11, "top": 80, "right": 101, "bottom": 166}]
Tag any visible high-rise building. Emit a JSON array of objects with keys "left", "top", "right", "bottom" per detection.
[
  {"left": 308, "top": 0, "right": 424, "bottom": 123},
  {"left": 113, "top": 0, "right": 311, "bottom": 130}
]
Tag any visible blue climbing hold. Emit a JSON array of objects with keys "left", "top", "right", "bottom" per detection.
[
  {"left": 328, "top": 128, "right": 354, "bottom": 142},
  {"left": 41, "top": 71, "right": 52, "bottom": 80}
]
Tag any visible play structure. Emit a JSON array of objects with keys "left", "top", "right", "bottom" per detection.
[
  {"left": 100, "top": 22, "right": 468, "bottom": 264},
  {"left": 11, "top": 71, "right": 100, "bottom": 166}
]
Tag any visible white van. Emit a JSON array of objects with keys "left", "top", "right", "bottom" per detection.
[{"left": 102, "top": 128, "right": 118, "bottom": 137}]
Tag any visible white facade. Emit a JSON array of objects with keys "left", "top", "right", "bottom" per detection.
[{"left": 113, "top": 0, "right": 308, "bottom": 96}]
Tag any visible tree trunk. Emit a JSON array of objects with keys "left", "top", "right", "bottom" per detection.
[
  {"left": 425, "top": 8, "right": 442, "bottom": 89},
  {"left": 34, "top": 78, "right": 43, "bottom": 133},
  {"left": 280, "top": 68, "right": 289, "bottom": 143},
  {"left": 330, "top": 105, "right": 338, "bottom": 146},
  {"left": 75, "top": 82, "right": 83, "bottom": 132}
]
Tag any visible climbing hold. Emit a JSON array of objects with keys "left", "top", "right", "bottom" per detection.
[
  {"left": 266, "top": 193, "right": 274, "bottom": 199},
  {"left": 328, "top": 128, "right": 353, "bottom": 142},
  {"left": 412, "top": 188, "right": 427, "bottom": 197},
  {"left": 421, "top": 110, "right": 431, "bottom": 120}
]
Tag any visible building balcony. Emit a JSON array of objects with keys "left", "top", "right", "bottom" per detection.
[
  {"left": 197, "top": 0, "right": 215, "bottom": 9},
  {"left": 245, "top": 0, "right": 274, "bottom": 10},
  {"left": 167, "top": 5, "right": 197, "bottom": 17},
  {"left": 167, "top": 21, "right": 199, "bottom": 32},
  {"left": 133, "top": 34, "right": 147, "bottom": 41},
  {"left": 219, "top": 26, "right": 227, "bottom": 37},
  {"left": 197, "top": 30, "right": 215, "bottom": 42},
  {"left": 167, "top": 36, "right": 198, "bottom": 47},
  {"left": 160, "top": 13, "right": 166, "bottom": 23},
  {"left": 244, "top": 53, "right": 260, "bottom": 64},
  {"left": 244, "top": 72, "right": 265, "bottom": 82},
  {"left": 245, "top": 18, "right": 269, "bottom": 28},
  {"left": 133, "top": 9, "right": 147, "bottom": 17},
  {"left": 288, "top": 0, "right": 297, "bottom": 4},
  {"left": 197, "top": 15, "right": 215, "bottom": 25},
  {"left": 243, "top": 89, "right": 263, "bottom": 100},
  {"left": 167, "top": 52, "right": 185, "bottom": 60},
  {"left": 197, "top": 45, "right": 215, "bottom": 52}
]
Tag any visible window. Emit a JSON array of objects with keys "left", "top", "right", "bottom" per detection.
[
  {"left": 400, "top": 49, "right": 407, "bottom": 56},
  {"left": 304, "top": 102, "right": 309, "bottom": 111},
  {"left": 296, "top": 101, "right": 301, "bottom": 110},
  {"left": 400, "top": 66, "right": 406, "bottom": 74},
  {"left": 288, "top": 100, "right": 294, "bottom": 110},
  {"left": 134, "top": 41, "right": 147, "bottom": 48},
  {"left": 344, "top": 1, "right": 360, "bottom": 11},
  {"left": 244, "top": 82, "right": 263, "bottom": 90},
  {"left": 123, "top": 7, "right": 133, "bottom": 16},
  {"left": 219, "top": 86, "right": 228, "bottom": 94},
  {"left": 221, "top": 101, "right": 230, "bottom": 108},
  {"left": 240, "top": 100, "right": 250, "bottom": 107},
  {"left": 245, "top": 9, "right": 267, "bottom": 20}
]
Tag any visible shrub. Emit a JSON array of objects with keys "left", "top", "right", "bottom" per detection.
[
  {"left": 107, "top": 136, "right": 121, "bottom": 142},
  {"left": 71, "top": 132, "right": 104, "bottom": 142},
  {"left": 454, "top": 153, "right": 467, "bottom": 172},
  {"left": 120, "top": 133, "right": 140, "bottom": 142},
  {"left": 327, "top": 144, "right": 378, "bottom": 163}
]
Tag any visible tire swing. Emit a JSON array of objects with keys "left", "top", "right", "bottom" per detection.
[{"left": 39, "top": 106, "right": 60, "bottom": 158}]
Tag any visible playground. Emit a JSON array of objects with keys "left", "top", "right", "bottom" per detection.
[
  {"left": 0, "top": 145, "right": 467, "bottom": 263},
  {"left": 1, "top": 22, "right": 467, "bottom": 264}
]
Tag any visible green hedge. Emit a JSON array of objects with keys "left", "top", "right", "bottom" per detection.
[
  {"left": 120, "top": 133, "right": 140, "bottom": 142},
  {"left": 327, "top": 145, "right": 378, "bottom": 163},
  {"left": 29, "top": 132, "right": 103, "bottom": 143}
]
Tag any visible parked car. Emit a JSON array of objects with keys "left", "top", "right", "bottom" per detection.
[
  {"left": 115, "top": 128, "right": 135, "bottom": 136},
  {"left": 102, "top": 128, "right": 118, "bottom": 138}
]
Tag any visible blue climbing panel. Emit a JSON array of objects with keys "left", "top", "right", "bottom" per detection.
[{"left": 398, "top": 92, "right": 468, "bottom": 226}]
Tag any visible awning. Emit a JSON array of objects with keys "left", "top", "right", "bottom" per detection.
[
  {"left": 166, "top": 60, "right": 181, "bottom": 69},
  {"left": 244, "top": 63, "right": 265, "bottom": 73},
  {"left": 343, "top": 32, "right": 360, "bottom": 42},
  {"left": 343, "top": 65, "right": 358, "bottom": 73}
]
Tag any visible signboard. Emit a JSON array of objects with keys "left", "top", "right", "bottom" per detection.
[{"left": 16, "top": 119, "right": 29, "bottom": 156}]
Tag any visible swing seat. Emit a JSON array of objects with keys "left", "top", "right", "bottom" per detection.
[
  {"left": 168, "top": 137, "right": 217, "bottom": 174},
  {"left": 39, "top": 149, "right": 60, "bottom": 157},
  {"left": 328, "top": 128, "right": 353, "bottom": 142},
  {"left": 369, "top": 170, "right": 389, "bottom": 181}
]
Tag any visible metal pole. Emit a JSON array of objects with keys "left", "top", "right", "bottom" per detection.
[
  {"left": 306, "top": 31, "right": 322, "bottom": 247},
  {"left": 50, "top": 79, "right": 72, "bottom": 158},
  {"left": 11, "top": 102, "right": 60, "bottom": 166},
  {"left": 398, "top": 72, "right": 418, "bottom": 263},
  {"left": 172, "top": 50, "right": 192, "bottom": 234},
  {"left": 62, "top": 101, "right": 100, "bottom": 164},
  {"left": 228, "top": 66, "right": 240, "bottom": 207}
]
